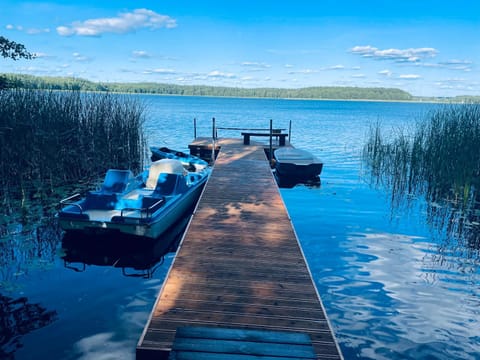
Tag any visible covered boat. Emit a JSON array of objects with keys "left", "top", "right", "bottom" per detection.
[
  {"left": 150, "top": 146, "right": 209, "bottom": 171},
  {"left": 274, "top": 147, "right": 323, "bottom": 180},
  {"left": 58, "top": 158, "right": 209, "bottom": 239}
]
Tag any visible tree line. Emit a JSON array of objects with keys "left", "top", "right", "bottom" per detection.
[
  {"left": 1, "top": 73, "right": 417, "bottom": 101},
  {"left": 1, "top": 37, "right": 478, "bottom": 102}
]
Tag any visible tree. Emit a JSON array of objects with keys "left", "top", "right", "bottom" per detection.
[
  {"left": 0, "top": 36, "right": 33, "bottom": 60},
  {"left": 0, "top": 36, "right": 34, "bottom": 89}
]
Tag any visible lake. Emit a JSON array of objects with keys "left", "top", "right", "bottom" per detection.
[{"left": 1, "top": 95, "right": 479, "bottom": 359}]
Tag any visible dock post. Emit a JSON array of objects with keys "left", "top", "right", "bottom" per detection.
[
  {"left": 212, "top": 117, "right": 216, "bottom": 140},
  {"left": 211, "top": 117, "right": 216, "bottom": 163},
  {"left": 289, "top": 120, "right": 292, "bottom": 143},
  {"left": 269, "top": 119, "right": 273, "bottom": 163},
  {"left": 193, "top": 117, "right": 197, "bottom": 139}
]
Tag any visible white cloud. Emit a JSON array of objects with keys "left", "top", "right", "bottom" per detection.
[
  {"left": 379, "top": 69, "right": 392, "bottom": 77},
  {"left": 72, "top": 52, "right": 91, "bottom": 62},
  {"left": 351, "top": 45, "right": 438, "bottom": 63},
  {"left": 440, "top": 59, "right": 472, "bottom": 65},
  {"left": 132, "top": 50, "right": 151, "bottom": 58},
  {"left": 26, "top": 28, "right": 51, "bottom": 35},
  {"left": 410, "top": 59, "right": 473, "bottom": 72},
  {"left": 33, "top": 52, "right": 51, "bottom": 59},
  {"left": 351, "top": 73, "right": 366, "bottom": 78},
  {"left": 241, "top": 62, "right": 271, "bottom": 72},
  {"left": 434, "top": 80, "right": 478, "bottom": 92},
  {"left": 5, "top": 24, "right": 49, "bottom": 34},
  {"left": 287, "top": 68, "right": 318, "bottom": 74},
  {"left": 241, "top": 61, "right": 271, "bottom": 68},
  {"left": 207, "top": 70, "right": 236, "bottom": 79},
  {"left": 57, "top": 8, "right": 176, "bottom": 37},
  {"left": 318, "top": 65, "right": 347, "bottom": 71},
  {"left": 152, "top": 68, "right": 175, "bottom": 74},
  {"left": 399, "top": 74, "right": 421, "bottom": 79},
  {"left": 439, "top": 60, "right": 473, "bottom": 72},
  {"left": 143, "top": 68, "right": 176, "bottom": 74},
  {"left": 6, "top": 24, "right": 23, "bottom": 31},
  {"left": 284, "top": 64, "right": 294, "bottom": 68},
  {"left": 445, "top": 77, "right": 466, "bottom": 82},
  {"left": 15, "top": 65, "right": 67, "bottom": 75}
]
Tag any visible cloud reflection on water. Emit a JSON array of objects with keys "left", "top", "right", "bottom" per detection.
[{"left": 327, "top": 231, "right": 480, "bottom": 360}]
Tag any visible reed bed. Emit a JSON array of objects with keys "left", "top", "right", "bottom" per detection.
[
  {"left": 0, "top": 89, "right": 146, "bottom": 221},
  {"left": 363, "top": 104, "right": 480, "bottom": 252}
]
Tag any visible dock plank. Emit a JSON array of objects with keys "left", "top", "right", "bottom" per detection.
[{"left": 136, "top": 138, "right": 342, "bottom": 360}]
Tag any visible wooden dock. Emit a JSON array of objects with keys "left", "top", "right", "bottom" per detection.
[{"left": 136, "top": 138, "right": 343, "bottom": 360}]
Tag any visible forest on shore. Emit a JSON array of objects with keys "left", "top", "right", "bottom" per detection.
[{"left": 1, "top": 73, "right": 479, "bottom": 103}]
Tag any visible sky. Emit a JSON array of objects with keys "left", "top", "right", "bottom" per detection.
[{"left": 1, "top": 0, "right": 479, "bottom": 97}]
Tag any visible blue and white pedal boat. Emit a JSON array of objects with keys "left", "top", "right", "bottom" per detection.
[{"left": 58, "top": 159, "right": 209, "bottom": 239}]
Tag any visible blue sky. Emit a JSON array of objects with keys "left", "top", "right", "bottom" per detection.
[{"left": 1, "top": 0, "right": 479, "bottom": 97}]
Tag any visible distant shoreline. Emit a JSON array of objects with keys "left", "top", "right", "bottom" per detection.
[
  {"left": 2, "top": 73, "right": 479, "bottom": 104},
  {"left": 122, "top": 92, "right": 468, "bottom": 105}
]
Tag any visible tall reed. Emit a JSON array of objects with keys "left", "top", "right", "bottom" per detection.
[
  {"left": 363, "top": 104, "right": 480, "bottom": 252},
  {"left": 0, "top": 89, "right": 146, "bottom": 217}
]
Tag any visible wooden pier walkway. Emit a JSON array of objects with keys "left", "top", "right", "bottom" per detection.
[{"left": 137, "top": 138, "right": 343, "bottom": 360}]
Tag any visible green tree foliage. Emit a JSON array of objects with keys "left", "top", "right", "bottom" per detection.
[
  {"left": 3, "top": 74, "right": 479, "bottom": 102},
  {"left": 0, "top": 74, "right": 419, "bottom": 101},
  {"left": 0, "top": 36, "right": 33, "bottom": 60},
  {"left": 0, "top": 38, "right": 34, "bottom": 89}
]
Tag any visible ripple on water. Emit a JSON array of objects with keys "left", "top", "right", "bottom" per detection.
[{"left": 314, "top": 231, "right": 480, "bottom": 360}]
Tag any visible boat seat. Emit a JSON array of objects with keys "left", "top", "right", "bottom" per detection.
[
  {"left": 101, "top": 169, "right": 134, "bottom": 193},
  {"left": 241, "top": 131, "right": 288, "bottom": 146},
  {"left": 85, "top": 192, "right": 117, "bottom": 210},
  {"left": 154, "top": 173, "right": 179, "bottom": 196}
]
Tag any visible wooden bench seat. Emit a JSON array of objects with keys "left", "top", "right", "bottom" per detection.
[{"left": 241, "top": 132, "right": 288, "bottom": 146}]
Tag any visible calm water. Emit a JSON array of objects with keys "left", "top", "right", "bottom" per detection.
[{"left": 2, "top": 95, "right": 479, "bottom": 359}]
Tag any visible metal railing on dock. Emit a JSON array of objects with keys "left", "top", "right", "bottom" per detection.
[{"left": 193, "top": 117, "right": 292, "bottom": 141}]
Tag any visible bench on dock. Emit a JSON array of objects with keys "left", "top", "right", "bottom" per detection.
[
  {"left": 241, "top": 131, "right": 288, "bottom": 146},
  {"left": 168, "top": 326, "right": 316, "bottom": 360}
]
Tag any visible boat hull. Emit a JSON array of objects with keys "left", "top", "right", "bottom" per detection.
[
  {"left": 61, "top": 214, "right": 190, "bottom": 277},
  {"left": 275, "top": 162, "right": 323, "bottom": 179},
  {"left": 274, "top": 147, "right": 323, "bottom": 180},
  {"left": 58, "top": 180, "right": 205, "bottom": 239}
]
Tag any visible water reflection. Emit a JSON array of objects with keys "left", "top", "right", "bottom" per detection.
[
  {"left": 61, "top": 214, "right": 190, "bottom": 278},
  {"left": 363, "top": 109, "right": 480, "bottom": 263},
  {"left": 274, "top": 171, "right": 321, "bottom": 189},
  {"left": 364, "top": 153, "right": 480, "bottom": 260},
  {"left": 0, "top": 294, "right": 57, "bottom": 359},
  {"left": 0, "top": 218, "right": 62, "bottom": 291},
  {"left": 0, "top": 185, "right": 64, "bottom": 357},
  {"left": 327, "top": 231, "right": 480, "bottom": 360}
]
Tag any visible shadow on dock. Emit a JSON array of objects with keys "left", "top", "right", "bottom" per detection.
[{"left": 137, "top": 138, "right": 342, "bottom": 360}]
